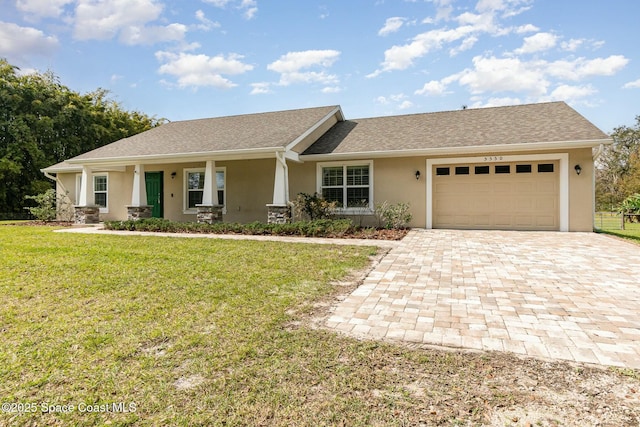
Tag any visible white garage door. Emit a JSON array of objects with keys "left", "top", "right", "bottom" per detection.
[{"left": 433, "top": 161, "right": 559, "bottom": 230}]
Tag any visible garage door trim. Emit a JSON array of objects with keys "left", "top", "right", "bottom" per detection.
[{"left": 426, "top": 153, "right": 569, "bottom": 231}]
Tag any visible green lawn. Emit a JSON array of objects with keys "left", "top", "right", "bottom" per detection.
[
  {"left": 594, "top": 212, "right": 640, "bottom": 243},
  {"left": 1, "top": 226, "right": 638, "bottom": 426}
]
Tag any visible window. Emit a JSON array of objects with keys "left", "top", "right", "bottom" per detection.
[
  {"left": 319, "top": 162, "right": 372, "bottom": 210},
  {"left": 495, "top": 165, "right": 511, "bottom": 174},
  {"left": 516, "top": 164, "right": 532, "bottom": 173},
  {"left": 436, "top": 167, "right": 450, "bottom": 176},
  {"left": 75, "top": 173, "right": 108, "bottom": 212},
  {"left": 538, "top": 163, "right": 554, "bottom": 173},
  {"left": 455, "top": 166, "right": 470, "bottom": 175},
  {"left": 475, "top": 165, "right": 490, "bottom": 174},
  {"left": 184, "top": 168, "right": 226, "bottom": 212}
]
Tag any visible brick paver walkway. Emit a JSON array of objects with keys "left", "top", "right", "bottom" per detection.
[{"left": 326, "top": 229, "right": 640, "bottom": 369}]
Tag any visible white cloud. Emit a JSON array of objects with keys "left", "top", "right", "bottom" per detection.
[
  {"left": 74, "top": 0, "right": 177, "bottom": 44},
  {"left": 561, "top": 38, "right": 584, "bottom": 52},
  {"left": 456, "top": 55, "right": 550, "bottom": 96},
  {"left": 267, "top": 50, "right": 341, "bottom": 86},
  {"left": 0, "top": 22, "right": 58, "bottom": 61},
  {"left": 120, "top": 23, "right": 187, "bottom": 45},
  {"left": 449, "top": 35, "right": 478, "bottom": 56},
  {"left": 375, "top": 93, "right": 410, "bottom": 108},
  {"left": 470, "top": 96, "right": 523, "bottom": 108},
  {"left": 542, "top": 84, "right": 596, "bottom": 103},
  {"left": 250, "top": 82, "right": 272, "bottom": 94},
  {"left": 156, "top": 51, "right": 253, "bottom": 89},
  {"left": 378, "top": 17, "right": 405, "bottom": 36},
  {"left": 367, "top": 26, "right": 477, "bottom": 77},
  {"left": 194, "top": 10, "right": 220, "bottom": 31},
  {"left": 623, "top": 79, "right": 640, "bottom": 89},
  {"left": 415, "top": 80, "right": 449, "bottom": 96},
  {"left": 321, "top": 86, "right": 341, "bottom": 94},
  {"left": 16, "top": 0, "right": 73, "bottom": 19},
  {"left": 202, "top": 0, "right": 257, "bottom": 19},
  {"left": 546, "top": 55, "right": 629, "bottom": 80},
  {"left": 513, "top": 32, "right": 557, "bottom": 54},
  {"left": 515, "top": 24, "right": 538, "bottom": 33},
  {"left": 398, "top": 100, "right": 414, "bottom": 109}
]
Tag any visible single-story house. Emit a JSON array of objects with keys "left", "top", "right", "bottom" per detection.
[{"left": 42, "top": 101, "right": 611, "bottom": 231}]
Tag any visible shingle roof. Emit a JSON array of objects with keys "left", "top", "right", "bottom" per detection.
[
  {"left": 302, "top": 102, "right": 609, "bottom": 155},
  {"left": 71, "top": 105, "right": 339, "bottom": 161}
]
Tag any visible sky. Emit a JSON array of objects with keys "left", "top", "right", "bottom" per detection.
[{"left": 1, "top": 0, "right": 639, "bottom": 133}]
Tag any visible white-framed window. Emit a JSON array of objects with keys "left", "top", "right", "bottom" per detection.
[
  {"left": 317, "top": 161, "right": 373, "bottom": 212},
  {"left": 75, "top": 173, "right": 109, "bottom": 213},
  {"left": 184, "top": 168, "right": 226, "bottom": 213}
]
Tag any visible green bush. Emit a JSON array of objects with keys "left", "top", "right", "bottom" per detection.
[
  {"left": 374, "top": 201, "right": 412, "bottom": 229},
  {"left": 103, "top": 218, "right": 355, "bottom": 238},
  {"left": 293, "top": 193, "right": 337, "bottom": 220},
  {"left": 24, "top": 189, "right": 57, "bottom": 222}
]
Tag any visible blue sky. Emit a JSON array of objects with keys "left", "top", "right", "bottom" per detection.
[{"left": 1, "top": 0, "right": 638, "bottom": 133}]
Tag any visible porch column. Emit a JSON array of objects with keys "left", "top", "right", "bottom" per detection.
[
  {"left": 267, "top": 152, "right": 292, "bottom": 224},
  {"left": 127, "top": 164, "right": 152, "bottom": 220},
  {"left": 196, "top": 160, "right": 223, "bottom": 224},
  {"left": 75, "top": 165, "right": 99, "bottom": 224}
]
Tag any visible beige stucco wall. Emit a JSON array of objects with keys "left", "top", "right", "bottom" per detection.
[
  {"left": 568, "top": 147, "right": 596, "bottom": 231},
  {"left": 54, "top": 147, "right": 595, "bottom": 230},
  {"left": 288, "top": 148, "right": 596, "bottom": 231}
]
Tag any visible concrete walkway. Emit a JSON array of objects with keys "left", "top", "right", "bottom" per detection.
[
  {"left": 54, "top": 226, "right": 400, "bottom": 248},
  {"left": 326, "top": 229, "right": 640, "bottom": 369}
]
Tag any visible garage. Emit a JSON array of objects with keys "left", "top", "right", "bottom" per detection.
[{"left": 432, "top": 161, "right": 559, "bottom": 230}]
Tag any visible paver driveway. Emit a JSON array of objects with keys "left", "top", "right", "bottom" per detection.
[{"left": 326, "top": 229, "right": 640, "bottom": 369}]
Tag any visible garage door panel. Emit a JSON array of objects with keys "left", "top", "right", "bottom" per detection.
[{"left": 433, "top": 161, "right": 559, "bottom": 231}]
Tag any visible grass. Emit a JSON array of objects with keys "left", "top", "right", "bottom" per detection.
[
  {"left": 1, "top": 226, "right": 639, "bottom": 426},
  {"left": 594, "top": 212, "right": 640, "bottom": 243}
]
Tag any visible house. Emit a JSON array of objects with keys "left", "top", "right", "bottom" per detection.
[{"left": 42, "top": 101, "right": 611, "bottom": 231}]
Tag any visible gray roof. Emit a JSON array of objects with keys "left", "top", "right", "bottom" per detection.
[
  {"left": 302, "top": 102, "right": 609, "bottom": 155},
  {"left": 71, "top": 105, "right": 339, "bottom": 161}
]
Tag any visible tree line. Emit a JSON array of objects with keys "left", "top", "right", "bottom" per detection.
[
  {"left": 596, "top": 117, "right": 640, "bottom": 212},
  {"left": 0, "top": 59, "right": 164, "bottom": 218}
]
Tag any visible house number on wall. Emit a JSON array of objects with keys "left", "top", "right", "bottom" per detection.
[{"left": 483, "top": 156, "right": 504, "bottom": 161}]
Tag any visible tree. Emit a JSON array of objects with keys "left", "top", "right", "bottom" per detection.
[
  {"left": 0, "top": 58, "right": 165, "bottom": 218},
  {"left": 595, "top": 116, "right": 640, "bottom": 211}
]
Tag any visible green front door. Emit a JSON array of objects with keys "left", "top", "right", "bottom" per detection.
[{"left": 145, "top": 172, "right": 163, "bottom": 218}]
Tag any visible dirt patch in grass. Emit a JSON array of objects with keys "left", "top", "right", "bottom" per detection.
[{"left": 287, "top": 256, "right": 640, "bottom": 427}]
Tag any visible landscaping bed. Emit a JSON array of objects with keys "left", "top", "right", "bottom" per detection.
[{"left": 104, "top": 218, "right": 409, "bottom": 240}]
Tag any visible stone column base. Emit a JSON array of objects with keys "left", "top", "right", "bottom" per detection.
[
  {"left": 74, "top": 206, "right": 100, "bottom": 224},
  {"left": 126, "top": 205, "right": 153, "bottom": 221},
  {"left": 196, "top": 205, "right": 223, "bottom": 224},
  {"left": 266, "top": 204, "right": 292, "bottom": 224}
]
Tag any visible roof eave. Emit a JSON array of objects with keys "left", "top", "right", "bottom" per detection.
[
  {"left": 299, "top": 138, "right": 613, "bottom": 161},
  {"left": 66, "top": 146, "right": 285, "bottom": 166}
]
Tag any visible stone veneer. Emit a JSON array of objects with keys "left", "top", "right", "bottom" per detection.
[
  {"left": 196, "top": 205, "right": 223, "bottom": 224},
  {"left": 266, "top": 204, "right": 292, "bottom": 224},
  {"left": 126, "top": 205, "right": 153, "bottom": 221},
  {"left": 74, "top": 206, "right": 100, "bottom": 224}
]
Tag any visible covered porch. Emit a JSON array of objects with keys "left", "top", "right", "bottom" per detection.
[{"left": 70, "top": 152, "right": 295, "bottom": 225}]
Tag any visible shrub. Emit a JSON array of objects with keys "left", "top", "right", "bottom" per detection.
[
  {"left": 293, "top": 193, "right": 337, "bottom": 220},
  {"left": 619, "top": 193, "right": 640, "bottom": 222},
  {"left": 374, "top": 201, "right": 412, "bottom": 229},
  {"left": 103, "top": 218, "right": 355, "bottom": 238},
  {"left": 24, "top": 189, "right": 57, "bottom": 222}
]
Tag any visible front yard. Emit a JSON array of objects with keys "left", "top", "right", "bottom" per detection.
[{"left": 0, "top": 225, "right": 638, "bottom": 426}]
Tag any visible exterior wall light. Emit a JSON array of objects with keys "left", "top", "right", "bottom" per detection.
[
  {"left": 171, "top": 172, "right": 177, "bottom": 179},
  {"left": 415, "top": 170, "right": 421, "bottom": 180},
  {"left": 574, "top": 164, "right": 582, "bottom": 175}
]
